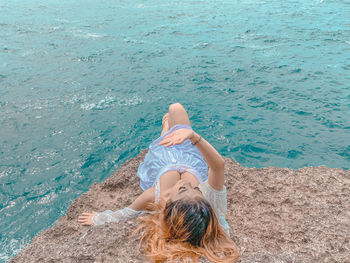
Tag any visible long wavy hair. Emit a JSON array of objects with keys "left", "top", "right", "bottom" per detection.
[{"left": 136, "top": 196, "right": 239, "bottom": 263}]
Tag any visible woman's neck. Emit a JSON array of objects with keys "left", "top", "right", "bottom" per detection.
[{"left": 160, "top": 174, "right": 200, "bottom": 201}]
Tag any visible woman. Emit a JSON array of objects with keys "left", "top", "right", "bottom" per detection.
[{"left": 78, "top": 103, "right": 239, "bottom": 262}]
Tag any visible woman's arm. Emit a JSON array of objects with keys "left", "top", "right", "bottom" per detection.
[
  {"left": 129, "top": 186, "right": 155, "bottom": 210},
  {"left": 78, "top": 187, "right": 155, "bottom": 226},
  {"left": 158, "top": 129, "right": 225, "bottom": 191},
  {"left": 190, "top": 132, "right": 225, "bottom": 191}
]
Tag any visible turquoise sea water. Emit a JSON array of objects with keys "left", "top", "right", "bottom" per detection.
[{"left": 0, "top": 0, "right": 349, "bottom": 261}]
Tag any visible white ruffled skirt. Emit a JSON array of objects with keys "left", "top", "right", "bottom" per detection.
[{"left": 137, "top": 124, "right": 208, "bottom": 191}]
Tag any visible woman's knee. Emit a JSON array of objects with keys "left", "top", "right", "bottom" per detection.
[
  {"left": 167, "top": 102, "right": 191, "bottom": 127},
  {"left": 168, "top": 103, "right": 185, "bottom": 113}
]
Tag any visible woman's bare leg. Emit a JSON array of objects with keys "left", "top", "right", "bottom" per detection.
[
  {"left": 167, "top": 103, "right": 191, "bottom": 129},
  {"left": 161, "top": 113, "right": 170, "bottom": 136},
  {"left": 161, "top": 103, "right": 191, "bottom": 136}
]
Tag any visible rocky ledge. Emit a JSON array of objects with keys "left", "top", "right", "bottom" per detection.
[{"left": 10, "top": 150, "right": 350, "bottom": 262}]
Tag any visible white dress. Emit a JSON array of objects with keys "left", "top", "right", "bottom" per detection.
[{"left": 137, "top": 124, "right": 208, "bottom": 191}]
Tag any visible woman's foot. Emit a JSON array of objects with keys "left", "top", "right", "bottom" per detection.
[{"left": 161, "top": 113, "right": 170, "bottom": 136}]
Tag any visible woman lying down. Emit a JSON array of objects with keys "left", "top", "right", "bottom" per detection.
[{"left": 78, "top": 103, "right": 239, "bottom": 262}]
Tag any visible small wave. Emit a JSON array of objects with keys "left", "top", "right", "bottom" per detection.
[
  {"left": 67, "top": 29, "right": 106, "bottom": 39},
  {"left": 75, "top": 53, "right": 102, "bottom": 62},
  {"left": 0, "top": 238, "right": 27, "bottom": 263},
  {"left": 123, "top": 37, "right": 140, "bottom": 44},
  {"left": 291, "top": 68, "right": 302, "bottom": 73},
  {"left": 118, "top": 96, "right": 144, "bottom": 106},
  {"left": 267, "top": 86, "right": 283, "bottom": 94},
  {"left": 295, "top": 110, "right": 312, "bottom": 116},
  {"left": 80, "top": 96, "right": 116, "bottom": 110},
  {"left": 47, "top": 26, "right": 64, "bottom": 33},
  {"left": 51, "top": 130, "right": 63, "bottom": 136},
  {"left": 37, "top": 191, "right": 58, "bottom": 205},
  {"left": 0, "top": 171, "right": 7, "bottom": 179},
  {"left": 192, "top": 42, "right": 209, "bottom": 49},
  {"left": 248, "top": 99, "right": 279, "bottom": 110},
  {"left": 2, "top": 47, "right": 17, "bottom": 53},
  {"left": 3, "top": 201, "right": 16, "bottom": 209},
  {"left": 85, "top": 33, "right": 103, "bottom": 38},
  {"left": 80, "top": 95, "right": 143, "bottom": 110}
]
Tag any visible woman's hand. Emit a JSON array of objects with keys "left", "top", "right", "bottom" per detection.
[
  {"left": 78, "top": 211, "right": 97, "bottom": 226},
  {"left": 158, "top": 128, "right": 194, "bottom": 148}
]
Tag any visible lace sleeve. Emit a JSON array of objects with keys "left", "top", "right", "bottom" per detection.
[
  {"left": 92, "top": 207, "right": 146, "bottom": 226},
  {"left": 199, "top": 180, "right": 230, "bottom": 235}
]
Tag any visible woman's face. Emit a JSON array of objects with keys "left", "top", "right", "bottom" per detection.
[{"left": 170, "top": 180, "right": 203, "bottom": 201}]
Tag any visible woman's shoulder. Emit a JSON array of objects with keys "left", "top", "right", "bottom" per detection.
[
  {"left": 199, "top": 180, "right": 228, "bottom": 222},
  {"left": 199, "top": 179, "right": 226, "bottom": 195}
]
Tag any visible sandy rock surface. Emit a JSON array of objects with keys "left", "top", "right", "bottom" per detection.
[{"left": 10, "top": 150, "right": 350, "bottom": 263}]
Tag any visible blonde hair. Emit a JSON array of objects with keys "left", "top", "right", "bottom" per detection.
[{"left": 136, "top": 197, "right": 239, "bottom": 263}]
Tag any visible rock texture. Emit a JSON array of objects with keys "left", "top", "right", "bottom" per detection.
[{"left": 10, "top": 150, "right": 350, "bottom": 263}]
